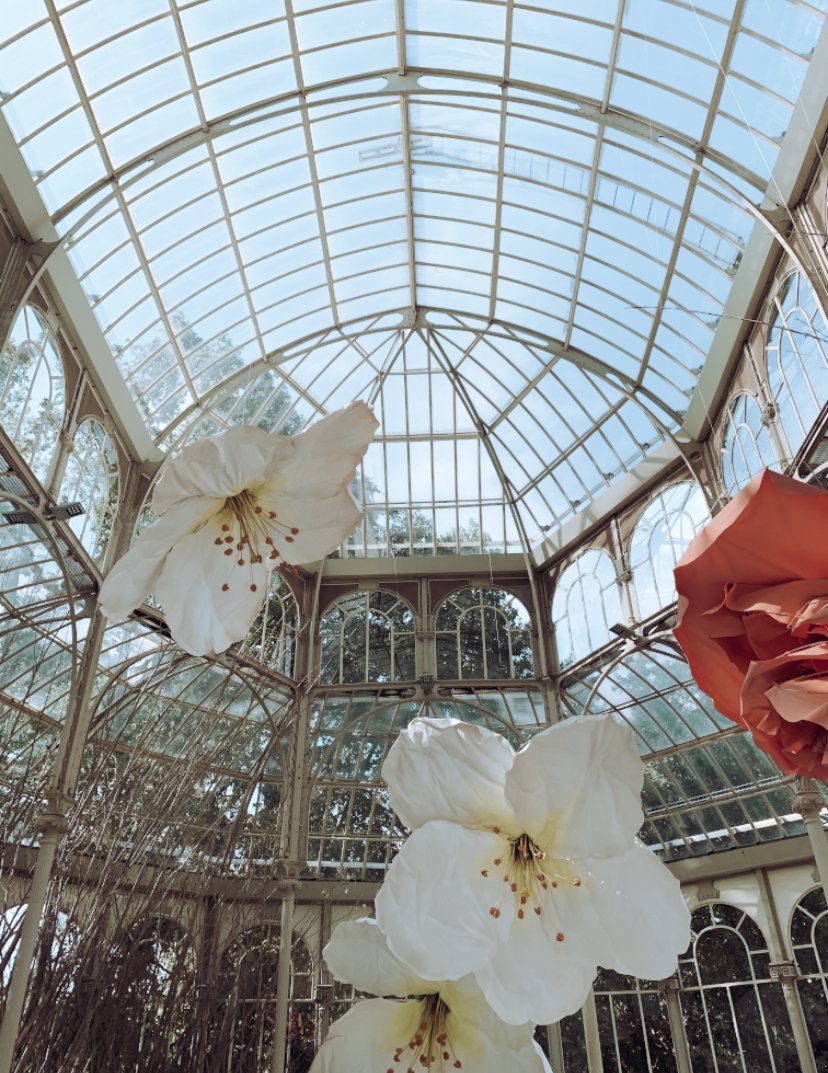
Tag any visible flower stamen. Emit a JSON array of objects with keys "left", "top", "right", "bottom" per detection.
[{"left": 391, "top": 995, "right": 462, "bottom": 1071}]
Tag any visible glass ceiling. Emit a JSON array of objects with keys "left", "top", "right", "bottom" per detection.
[{"left": 1, "top": 0, "right": 825, "bottom": 550}]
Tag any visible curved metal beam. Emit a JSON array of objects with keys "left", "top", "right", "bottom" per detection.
[
  {"left": 49, "top": 68, "right": 767, "bottom": 234},
  {"left": 155, "top": 307, "right": 686, "bottom": 450}
]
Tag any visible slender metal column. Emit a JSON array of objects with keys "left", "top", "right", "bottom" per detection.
[
  {"left": 544, "top": 1020, "right": 565, "bottom": 1072},
  {"left": 794, "top": 779, "right": 828, "bottom": 905},
  {"left": 271, "top": 878, "right": 300, "bottom": 1073},
  {"left": 756, "top": 867, "right": 818, "bottom": 1073},
  {"left": 0, "top": 807, "right": 64, "bottom": 1073},
  {"left": 582, "top": 990, "right": 604, "bottom": 1073},
  {"left": 0, "top": 606, "right": 106, "bottom": 1073},
  {"left": 659, "top": 976, "right": 692, "bottom": 1073}
]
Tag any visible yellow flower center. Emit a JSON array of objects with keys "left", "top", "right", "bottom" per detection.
[
  {"left": 212, "top": 489, "right": 301, "bottom": 594},
  {"left": 391, "top": 994, "right": 462, "bottom": 1071},
  {"left": 482, "top": 830, "right": 583, "bottom": 933}
]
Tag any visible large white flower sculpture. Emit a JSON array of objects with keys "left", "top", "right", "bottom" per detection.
[
  {"left": 99, "top": 401, "right": 377, "bottom": 657},
  {"left": 374, "top": 715, "right": 690, "bottom": 1026},
  {"left": 311, "top": 918, "right": 551, "bottom": 1073}
]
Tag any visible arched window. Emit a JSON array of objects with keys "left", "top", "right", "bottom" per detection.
[
  {"left": 721, "top": 392, "right": 779, "bottom": 496},
  {"left": 630, "top": 482, "right": 709, "bottom": 619},
  {"left": 0, "top": 303, "right": 65, "bottom": 484},
  {"left": 593, "top": 968, "right": 678, "bottom": 1073},
  {"left": 92, "top": 917, "right": 196, "bottom": 1071},
  {"left": 791, "top": 885, "right": 828, "bottom": 1064},
  {"left": 58, "top": 419, "right": 119, "bottom": 563},
  {"left": 218, "top": 925, "right": 314, "bottom": 1073},
  {"left": 678, "top": 903, "right": 798, "bottom": 1071},
  {"left": 552, "top": 548, "right": 623, "bottom": 668},
  {"left": 241, "top": 572, "right": 301, "bottom": 677},
  {"left": 766, "top": 272, "right": 828, "bottom": 458},
  {"left": 435, "top": 587, "right": 533, "bottom": 679},
  {"left": 319, "top": 590, "right": 415, "bottom": 683}
]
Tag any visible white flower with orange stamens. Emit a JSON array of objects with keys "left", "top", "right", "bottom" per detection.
[
  {"left": 374, "top": 715, "right": 690, "bottom": 1026},
  {"left": 99, "top": 401, "right": 377, "bottom": 657},
  {"left": 311, "top": 918, "right": 551, "bottom": 1073}
]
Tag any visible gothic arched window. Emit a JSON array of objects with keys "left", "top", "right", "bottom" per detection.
[
  {"left": 59, "top": 418, "right": 119, "bottom": 563},
  {"left": 630, "top": 482, "right": 709, "bottom": 619},
  {"left": 0, "top": 303, "right": 65, "bottom": 484},
  {"left": 435, "top": 586, "right": 533, "bottom": 679},
  {"left": 552, "top": 548, "right": 623, "bottom": 668},
  {"left": 678, "top": 903, "right": 798, "bottom": 1072},
  {"left": 319, "top": 590, "right": 415, "bottom": 683}
]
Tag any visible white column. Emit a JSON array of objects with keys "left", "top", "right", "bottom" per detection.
[
  {"left": 271, "top": 880, "right": 299, "bottom": 1073},
  {"left": 0, "top": 608, "right": 106, "bottom": 1073},
  {"left": 582, "top": 990, "right": 604, "bottom": 1073},
  {"left": 544, "top": 1020, "right": 565, "bottom": 1072},
  {"left": 0, "top": 807, "right": 65, "bottom": 1073},
  {"left": 794, "top": 779, "right": 828, "bottom": 905},
  {"left": 659, "top": 976, "right": 692, "bottom": 1073}
]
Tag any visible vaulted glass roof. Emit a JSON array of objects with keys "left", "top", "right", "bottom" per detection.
[{"left": 1, "top": 0, "right": 825, "bottom": 551}]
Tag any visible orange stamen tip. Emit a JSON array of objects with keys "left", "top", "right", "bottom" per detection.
[
  {"left": 291, "top": 527, "right": 299, "bottom": 534},
  {"left": 237, "top": 558, "right": 245, "bottom": 566},
  {"left": 250, "top": 584, "right": 257, "bottom": 592},
  {"left": 222, "top": 524, "right": 230, "bottom": 531},
  {"left": 510, "top": 882, "right": 517, "bottom": 892},
  {"left": 534, "top": 906, "right": 542, "bottom": 915},
  {"left": 286, "top": 536, "right": 294, "bottom": 542},
  {"left": 269, "top": 511, "right": 277, "bottom": 518},
  {"left": 225, "top": 536, "right": 233, "bottom": 543},
  {"left": 224, "top": 549, "right": 233, "bottom": 556},
  {"left": 480, "top": 870, "right": 488, "bottom": 877},
  {"left": 221, "top": 583, "right": 229, "bottom": 592},
  {"left": 518, "top": 909, "right": 524, "bottom": 919},
  {"left": 265, "top": 537, "right": 273, "bottom": 544},
  {"left": 254, "top": 505, "right": 262, "bottom": 513},
  {"left": 520, "top": 895, "right": 527, "bottom": 904},
  {"left": 556, "top": 932, "right": 565, "bottom": 942},
  {"left": 551, "top": 881, "right": 558, "bottom": 888},
  {"left": 493, "top": 858, "right": 501, "bottom": 866},
  {"left": 489, "top": 907, "right": 500, "bottom": 918},
  {"left": 573, "top": 877, "right": 581, "bottom": 886},
  {"left": 493, "top": 826, "right": 500, "bottom": 834},
  {"left": 214, "top": 538, "right": 222, "bottom": 545}
]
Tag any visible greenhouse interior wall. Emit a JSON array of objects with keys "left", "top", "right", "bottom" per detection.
[{"left": 2, "top": 3, "right": 828, "bottom": 1072}]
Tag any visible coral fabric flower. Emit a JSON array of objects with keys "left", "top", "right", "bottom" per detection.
[
  {"left": 311, "top": 918, "right": 551, "bottom": 1073},
  {"left": 674, "top": 468, "right": 828, "bottom": 778},
  {"left": 373, "top": 716, "right": 689, "bottom": 1026},
  {"left": 99, "top": 402, "right": 377, "bottom": 657}
]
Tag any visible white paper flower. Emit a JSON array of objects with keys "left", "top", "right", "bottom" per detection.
[
  {"left": 311, "top": 918, "right": 552, "bottom": 1073},
  {"left": 374, "top": 715, "right": 690, "bottom": 1026},
  {"left": 99, "top": 401, "right": 377, "bottom": 657}
]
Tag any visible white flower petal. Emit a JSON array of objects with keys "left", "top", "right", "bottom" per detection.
[
  {"left": 311, "top": 997, "right": 551, "bottom": 1073},
  {"left": 310, "top": 998, "right": 424, "bottom": 1073},
  {"left": 441, "top": 975, "right": 538, "bottom": 1051},
  {"left": 474, "top": 906, "right": 596, "bottom": 1025},
  {"left": 155, "top": 517, "right": 269, "bottom": 656},
  {"left": 323, "top": 918, "right": 432, "bottom": 998},
  {"left": 506, "top": 715, "right": 644, "bottom": 858},
  {"left": 98, "top": 496, "right": 222, "bottom": 622},
  {"left": 153, "top": 426, "right": 291, "bottom": 514},
  {"left": 258, "top": 488, "right": 362, "bottom": 566},
  {"left": 581, "top": 844, "right": 691, "bottom": 980},
  {"left": 375, "top": 821, "right": 513, "bottom": 982},
  {"left": 274, "top": 401, "right": 378, "bottom": 499},
  {"left": 381, "top": 717, "right": 516, "bottom": 831}
]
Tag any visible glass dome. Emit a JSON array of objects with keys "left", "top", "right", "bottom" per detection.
[{"left": 2, "top": 3, "right": 828, "bottom": 1072}]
